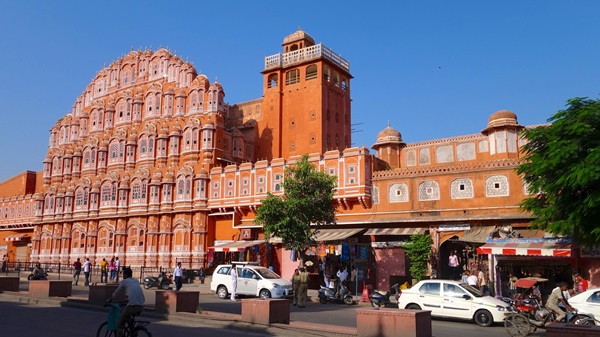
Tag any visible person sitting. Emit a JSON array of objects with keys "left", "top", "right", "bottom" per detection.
[
  {"left": 31, "top": 263, "right": 46, "bottom": 280},
  {"left": 546, "top": 282, "right": 574, "bottom": 323}
]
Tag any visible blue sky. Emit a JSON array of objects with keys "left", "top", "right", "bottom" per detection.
[{"left": 1, "top": 1, "right": 599, "bottom": 182}]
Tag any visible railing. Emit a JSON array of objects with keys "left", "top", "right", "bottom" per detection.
[
  {"left": 0, "top": 262, "right": 207, "bottom": 284},
  {"left": 264, "top": 43, "right": 350, "bottom": 72}
]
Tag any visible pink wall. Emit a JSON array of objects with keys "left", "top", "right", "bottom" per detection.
[{"left": 374, "top": 248, "right": 406, "bottom": 290}]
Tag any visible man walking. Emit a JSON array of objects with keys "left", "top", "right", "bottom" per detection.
[
  {"left": 83, "top": 258, "right": 92, "bottom": 286},
  {"left": 72, "top": 258, "right": 82, "bottom": 286},
  {"left": 297, "top": 267, "right": 309, "bottom": 308}
]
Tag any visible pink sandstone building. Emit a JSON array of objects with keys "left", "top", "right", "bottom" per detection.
[{"left": 1, "top": 29, "right": 597, "bottom": 292}]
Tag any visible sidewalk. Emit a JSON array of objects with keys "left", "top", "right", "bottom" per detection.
[{"left": 0, "top": 275, "right": 359, "bottom": 337}]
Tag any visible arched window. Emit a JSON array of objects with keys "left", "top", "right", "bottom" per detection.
[
  {"left": 176, "top": 176, "right": 191, "bottom": 200},
  {"left": 389, "top": 183, "right": 409, "bottom": 202},
  {"left": 285, "top": 69, "right": 300, "bottom": 85},
  {"left": 418, "top": 181, "right": 440, "bottom": 201},
  {"left": 131, "top": 182, "right": 141, "bottom": 203},
  {"left": 101, "top": 183, "right": 112, "bottom": 204},
  {"left": 75, "top": 187, "right": 89, "bottom": 211},
  {"left": 486, "top": 175, "right": 509, "bottom": 197},
  {"left": 306, "top": 65, "right": 317, "bottom": 80},
  {"left": 267, "top": 74, "right": 278, "bottom": 88},
  {"left": 127, "top": 226, "right": 145, "bottom": 250},
  {"left": 451, "top": 178, "right": 474, "bottom": 199}
]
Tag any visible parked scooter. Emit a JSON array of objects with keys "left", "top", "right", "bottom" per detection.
[
  {"left": 318, "top": 279, "right": 354, "bottom": 305},
  {"left": 143, "top": 272, "right": 172, "bottom": 290},
  {"left": 370, "top": 283, "right": 400, "bottom": 308}
]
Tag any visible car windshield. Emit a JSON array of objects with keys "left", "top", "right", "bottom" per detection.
[
  {"left": 256, "top": 268, "right": 281, "bottom": 279},
  {"left": 460, "top": 283, "right": 484, "bottom": 297}
]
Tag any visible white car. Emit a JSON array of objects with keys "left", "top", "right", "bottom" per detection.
[
  {"left": 210, "top": 263, "right": 293, "bottom": 299},
  {"left": 568, "top": 288, "right": 600, "bottom": 322},
  {"left": 397, "top": 279, "right": 513, "bottom": 327}
]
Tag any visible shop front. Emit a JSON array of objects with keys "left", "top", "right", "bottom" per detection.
[
  {"left": 364, "top": 227, "right": 426, "bottom": 290},
  {"left": 277, "top": 228, "right": 368, "bottom": 292},
  {"left": 477, "top": 237, "right": 574, "bottom": 298},
  {"left": 207, "top": 239, "right": 267, "bottom": 269},
  {"left": 1, "top": 232, "right": 31, "bottom": 264}
]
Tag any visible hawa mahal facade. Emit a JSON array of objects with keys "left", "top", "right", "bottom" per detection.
[{"left": 4, "top": 29, "right": 593, "bottom": 289}]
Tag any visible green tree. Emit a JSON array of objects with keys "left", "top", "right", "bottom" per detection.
[
  {"left": 518, "top": 97, "right": 600, "bottom": 245},
  {"left": 254, "top": 154, "right": 338, "bottom": 260},
  {"left": 402, "top": 233, "right": 432, "bottom": 282}
]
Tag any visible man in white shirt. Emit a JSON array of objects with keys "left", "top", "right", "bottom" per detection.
[
  {"left": 467, "top": 271, "right": 479, "bottom": 288},
  {"left": 83, "top": 258, "right": 92, "bottom": 286},
  {"left": 173, "top": 262, "right": 183, "bottom": 291},
  {"left": 230, "top": 266, "right": 238, "bottom": 301},
  {"left": 112, "top": 267, "right": 145, "bottom": 337},
  {"left": 335, "top": 266, "right": 348, "bottom": 297}
]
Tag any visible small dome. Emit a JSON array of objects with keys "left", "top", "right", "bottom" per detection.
[
  {"left": 164, "top": 87, "right": 175, "bottom": 95},
  {"left": 283, "top": 29, "right": 315, "bottom": 45},
  {"left": 373, "top": 122, "right": 403, "bottom": 146},
  {"left": 483, "top": 110, "right": 521, "bottom": 133}
]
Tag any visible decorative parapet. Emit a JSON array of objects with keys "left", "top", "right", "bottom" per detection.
[
  {"left": 373, "top": 158, "right": 520, "bottom": 179},
  {"left": 264, "top": 43, "right": 350, "bottom": 73}
]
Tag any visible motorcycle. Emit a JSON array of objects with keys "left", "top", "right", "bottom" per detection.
[
  {"left": 143, "top": 272, "right": 172, "bottom": 290},
  {"left": 28, "top": 267, "right": 48, "bottom": 280},
  {"left": 370, "top": 283, "right": 400, "bottom": 308},
  {"left": 27, "top": 272, "right": 48, "bottom": 280},
  {"left": 318, "top": 279, "right": 354, "bottom": 305}
]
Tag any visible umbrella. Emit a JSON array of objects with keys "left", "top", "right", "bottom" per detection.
[{"left": 514, "top": 277, "right": 549, "bottom": 288}]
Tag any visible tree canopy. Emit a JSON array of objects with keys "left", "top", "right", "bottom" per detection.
[
  {"left": 402, "top": 233, "right": 432, "bottom": 282},
  {"left": 253, "top": 154, "right": 338, "bottom": 252},
  {"left": 518, "top": 97, "right": 600, "bottom": 245}
]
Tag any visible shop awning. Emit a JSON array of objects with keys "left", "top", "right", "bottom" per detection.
[
  {"left": 313, "top": 228, "right": 363, "bottom": 242},
  {"left": 4, "top": 233, "right": 28, "bottom": 242},
  {"left": 364, "top": 227, "right": 426, "bottom": 236},
  {"left": 477, "top": 241, "right": 572, "bottom": 257},
  {"left": 209, "top": 240, "right": 265, "bottom": 252},
  {"left": 458, "top": 226, "right": 496, "bottom": 243}
]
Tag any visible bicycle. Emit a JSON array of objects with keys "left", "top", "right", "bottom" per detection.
[{"left": 96, "top": 301, "right": 152, "bottom": 337}]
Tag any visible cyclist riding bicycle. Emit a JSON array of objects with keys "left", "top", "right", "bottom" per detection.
[{"left": 111, "top": 267, "right": 145, "bottom": 337}]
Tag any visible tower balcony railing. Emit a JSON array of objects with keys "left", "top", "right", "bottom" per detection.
[{"left": 264, "top": 43, "right": 350, "bottom": 72}]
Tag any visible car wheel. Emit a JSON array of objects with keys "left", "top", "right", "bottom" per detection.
[
  {"left": 217, "top": 285, "right": 228, "bottom": 299},
  {"left": 259, "top": 289, "right": 271, "bottom": 299},
  {"left": 474, "top": 310, "right": 494, "bottom": 327},
  {"left": 571, "top": 314, "right": 596, "bottom": 325},
  {"left": 406, "top": 304, "right": 422, "bottom": 310}
]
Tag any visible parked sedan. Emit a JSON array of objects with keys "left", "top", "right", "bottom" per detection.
[
  {"left": 397, "top": 279, "right": 513, "bottom": 327},
  {"left": 568, "top": 288, "right": 600, "bottom": 323}
]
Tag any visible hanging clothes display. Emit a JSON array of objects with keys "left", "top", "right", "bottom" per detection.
[
  {"left": 318, "top": 244, "right": 327, "bottom": 257},
  {"left": 341, "top": 243, "right": 350, "bottom": 261},
  {"left": 290, "top": 248, "right": 297, "bottom": 261}
]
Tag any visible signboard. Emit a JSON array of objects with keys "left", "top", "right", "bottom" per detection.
[
  {"left": 241, "top": 228, "right": 252, "bottom": 240},
  {"left": 581, "top": 246, "right": 600, "bottom": 258},
  {"left": 438, "top": 224, "right": 470, "bottom": 232}
]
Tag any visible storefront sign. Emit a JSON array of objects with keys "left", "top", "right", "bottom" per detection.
[
  {"left": 581, "top": 246, "right": 600, "bottom": 257},
  {"left": 438, "top": 224, "right": 470, "bottom": 232}
]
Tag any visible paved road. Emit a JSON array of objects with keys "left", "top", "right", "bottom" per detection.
[{"left": 3, "top": 276, "right": 548, "bottom": 337}]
